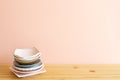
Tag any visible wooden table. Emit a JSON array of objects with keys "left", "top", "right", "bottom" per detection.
[{"left": 1, "top": 64, "right": 120, "bottom": 80}]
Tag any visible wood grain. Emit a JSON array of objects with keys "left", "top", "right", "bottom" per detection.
[{"left": 1, "top": 64, "right": 120, "bottom": 80}]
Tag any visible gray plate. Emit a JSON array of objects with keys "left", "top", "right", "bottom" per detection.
[{"left": 14, "top": 61, "right": 42, "bottom": 68}]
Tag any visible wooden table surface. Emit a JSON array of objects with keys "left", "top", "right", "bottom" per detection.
[{"left": 1, "top": 64, "right": 120, "bottom": 80}]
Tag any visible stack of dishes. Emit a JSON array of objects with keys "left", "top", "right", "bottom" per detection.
[{"left": 10, "top": 47, "right": 46, "bottom": 77}]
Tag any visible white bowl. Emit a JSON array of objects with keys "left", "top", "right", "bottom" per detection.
[
  {"left": 15, "top": 57, "right": 40, "bottom": 64},
  {"left": 14, "top": 47, "right": 41, "bottom": 61}
]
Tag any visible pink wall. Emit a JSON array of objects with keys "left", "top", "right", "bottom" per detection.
[{"left": 0, "top": 0, "right": 120, "bottom": 64}]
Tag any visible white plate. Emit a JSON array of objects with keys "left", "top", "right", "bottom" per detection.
[
  {"left": 10, "top": 67, "right": 46, "bottom": 77},
  {"left": 10, "top": 65, "right": 44, "bottom": 74}
]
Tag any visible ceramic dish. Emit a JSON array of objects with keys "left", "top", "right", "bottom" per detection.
[
  {"left": 15, "top": 59, "right": 41, "bottom": 65},
  {"left": 14, "top": 56, "right": 40, "bottom": 64},
  {"left": 10, "top": 67, "right": 46, "bottom": 77},
  {"left": 14, "top": 47, "right": 41, "bottom": 60},
  {"left": 14, "top": 60, "right": 42, "bottom": 68},
  {"left": 10, "top": 65, "right": 44, "bottom": 74},
  {"left": 12, "top": 65, "right": 44, "bottom": 72},
  {"left": 13, "top": 63, "right": 44, "bottom": 71},
  {"left": 14, "top": 53, "right": 40, "bottom": 60}
]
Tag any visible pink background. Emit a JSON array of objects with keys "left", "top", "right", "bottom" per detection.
[{"left": 0, "top": 0, "right": 120, "bottom": 64}]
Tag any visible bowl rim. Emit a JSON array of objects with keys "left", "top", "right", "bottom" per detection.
[
  {"left": 14, "top": 53, "right": 41, "bottom": 60},
  {"left": 13, "top": 47, "right": 41, "bottom": 59},
  {"left": 15, "top": 57, "right": 40, "bottom": 63}
]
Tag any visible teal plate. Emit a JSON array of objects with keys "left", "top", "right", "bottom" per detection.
[{"left": 14, "top": 61, "right": 42, "bottom": 68}]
